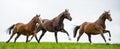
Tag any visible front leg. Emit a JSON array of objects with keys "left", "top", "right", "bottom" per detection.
[
  {"left": 38, "top": 30, "right": 46, "bottom": 43},
  {"left": 26, "top": 35, "right": 29, "bottom": 43},
  {"left": 28, "top": 35, "right": 34, "bottom": 42},
  {"left": 104, "top": 30, "right": 111, "bottom": 41},
  {"left": 33, "top": 30, "right": 39, "bottom": 43},
  {"left": 61, "top": 29, "right": 71, "bottom": 40},
  {"left": 54, "top": 32, "right": 58, "bottom": 43},
  {"left": 101, "top": 34, "right": 110, "bottom": 45}
]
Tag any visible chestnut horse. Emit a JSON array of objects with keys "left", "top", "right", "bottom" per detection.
[
  {"left": 73, "top": 11, "right": 112, "bottom": 44},
  {"left": 6, "top": 14, "right": 41, "bottom": 43},
  {"left": 37, "top": 9, "right": 72, "bottom": 43}
]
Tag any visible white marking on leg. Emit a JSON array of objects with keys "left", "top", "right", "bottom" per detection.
[
  {"left": 68, "top": 36, "right": 71, "bottom": 40},
  {"left": 108, "top": 37, "right": 111, "bottom": 41}
]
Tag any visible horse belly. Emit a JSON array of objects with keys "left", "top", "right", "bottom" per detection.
[
  {"left": 84, "top": 23, "right": 101, "bottom": 34},
  {"left": 42, "top": 21, "right": 56, "bottom": 32}
]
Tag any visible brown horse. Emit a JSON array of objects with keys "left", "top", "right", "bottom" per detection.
[
  {"left": 73, "top": 11, "right": 112, "bottom": 44},
  {"left": 36, "top": 9, "right": 72, "bottom": 43},
  {"left": 6, "top": 14, "right": 42, "bottom": 43}
]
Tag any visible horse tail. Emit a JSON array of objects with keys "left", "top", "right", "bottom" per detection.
[
  {"left": 73, "top": 25, "right": 80, "bottom": 38},
  {"left": 7, "top": 24, "right": 15, "bottom": 34}
]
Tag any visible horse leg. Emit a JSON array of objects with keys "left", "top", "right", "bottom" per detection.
[
  {"left": 77, "top": 29, "right": 84, "bottom": 42},
  {"left": 6, "top": 32, "right": 16, "bottom": 43},
  {"left": 101, "top": 34, "right": 109, "bottom": 44},
  {"left": 105, "top": 30, "right": 111, "bottom": 41},
  {"left": 38, "top": 30, "right": 46, "bottom": 43},
  {"left": 61, "top": 29, "right": 71, "bottom": 40},
  {"left": 26, "top": 35, "right": 29, "bottom": 43},
  {"left": 54, "top": 32, "right": 58, "bottom": 43},
  {"left": 14, "top": 34, "right": 21, "bottom": 43},
  {"left": 28, "top": 35, "right": 34, "bottom": 42},
  {"left": 87, "top": 34, "right": 92, "bottom": 44},
  {"left": 34, "top": 33, "right": 39, "bottom": 43}
]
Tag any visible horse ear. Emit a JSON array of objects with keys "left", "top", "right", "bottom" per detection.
[
  {"left": 38, "top": 14, "right": 40, "bottom": 17},
  {"left": 65, "top": 9, "right": 68, "bottom": 12},
  {"left": 36, "top": 14, "right": 38, "bottom": 16}
]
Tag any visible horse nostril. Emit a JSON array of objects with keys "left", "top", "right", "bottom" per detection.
[
  {"left": 111, "top": 19, "right": 112, "bottom": 21},
  {"left": 69, "top": 18, "right": 72, "bottom": 21},
  {"left": 110, "top": 19, "right": 112, "bottom": 21}
]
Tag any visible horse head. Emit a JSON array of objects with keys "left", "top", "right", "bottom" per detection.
[
  {"left": 104, "top": 10, "right": 112, "bottom": 22},
  {"left": 63, "top": 9, "right": 72, "bottom": 21},
  {"left": 34, "top": 14, "right": 42, "bottom": 26}
]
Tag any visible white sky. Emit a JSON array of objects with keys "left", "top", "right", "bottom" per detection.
[{"left": 0, "top": 0, "right": 120, "bottom": 43}]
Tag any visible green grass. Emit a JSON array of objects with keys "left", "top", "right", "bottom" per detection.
[{"left": 0, "top": 42, "right": 120, "bottom": 49}]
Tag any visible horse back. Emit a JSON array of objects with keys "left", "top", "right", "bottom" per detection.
[
  {"left": 15, "top": 23, "right": 33, "bottom": 34},
  {"left": 41, "top": 19, "right": 55, "bottom": 32}
]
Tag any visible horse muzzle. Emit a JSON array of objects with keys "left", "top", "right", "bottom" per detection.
[
  {"left": 69, "top": 18, "right": 72, "bottom": 21},
  {"left": 109, "top": 18, "right": 112, "bottom": 21}
]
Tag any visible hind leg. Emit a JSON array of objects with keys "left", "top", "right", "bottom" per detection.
[
  {"left": 14, "top": 34, "right": 21, "bottom": 43},
  {"left": 77, "top": 29, "right": 84, "bottom": 42},
  {"left": 6, "top": 32, "right": 16, "bottom": 43}
]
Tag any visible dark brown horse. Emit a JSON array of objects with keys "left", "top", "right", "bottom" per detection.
[
  {"left": 37, "top": 9, "right": 72, "bottom": 43},
  {"left": 6, "top": 14, "right": 42, "bottom": 43},
  {"left": 73, "top": 11, "right": 112, "bottom": 44}
]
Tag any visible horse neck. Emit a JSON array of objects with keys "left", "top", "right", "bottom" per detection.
[
  {"left": 95, "top": 15, "right": 106, "bottom": 28},
  {"left": 53, "top": 13, "right": 64, "bottom": 25},
  {"left": 27, "top": 18, "right": 36, "bottom": 28},
  {"left": 58, "top": 15, "right": 64, "bottom": 24}
]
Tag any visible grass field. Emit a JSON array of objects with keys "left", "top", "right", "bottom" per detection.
[{"left": 0, "top": 42, "right": 120, "bottom": 49}]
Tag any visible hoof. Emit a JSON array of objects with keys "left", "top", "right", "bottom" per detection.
[
  {"left": 106, "top": 43, "right": 110, "bottom": 45},
  {"left": 6, "top": 42, "right": 9, "bottom": 43},
  {"left": 6, "top": 41, "right": 9, "bottom": 43},
  {"left": 90, "top": 43, "right": 93, "bottom": 45},
  {"left": 68, "top": 38, "right": 71, "bottom": 40},
  {"left": 108, "top": 38, "right": 111, "bottom": 41},
  {"left": 28, "top": 40, "right": 31, "bottom": 42}
]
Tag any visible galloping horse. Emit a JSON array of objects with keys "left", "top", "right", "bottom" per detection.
[
  {"left": 6, "top": 14, "right": 41, "bottom": 43},
  {"left": 37, "top": 9, "right": 72, "bottom": 43},
  {"left": 73, "top": 11, "right": 112, "bottom": 44}
]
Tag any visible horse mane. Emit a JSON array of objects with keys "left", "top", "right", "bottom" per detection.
[
  {"left": 58, "top": 12, "right": 64, "bottom": 18},
  {"left": 99, "top": 13, "right": 105, "bottom": 19},
  {"left": 95, "top": 12, "right": 106, "bottom": 28},
  {"left": 31, "top": 17, "right": 35, "bottom": 21},
  {"left": 27, "top": 16, "right": 37, "bottom": 26},
  {"left": 52, "top": 11, "right": 64, "bottom": 21}
]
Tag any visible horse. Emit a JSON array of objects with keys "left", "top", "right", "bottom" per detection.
[
  {"left": 36, "top": 9, "right": 72, "bottom": 43},
  {"left": 6, "top": 14, "right": 42, "bottom": 43},
  {"left": 73, "top": 11, "right": 112, "bottom": 44}
]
